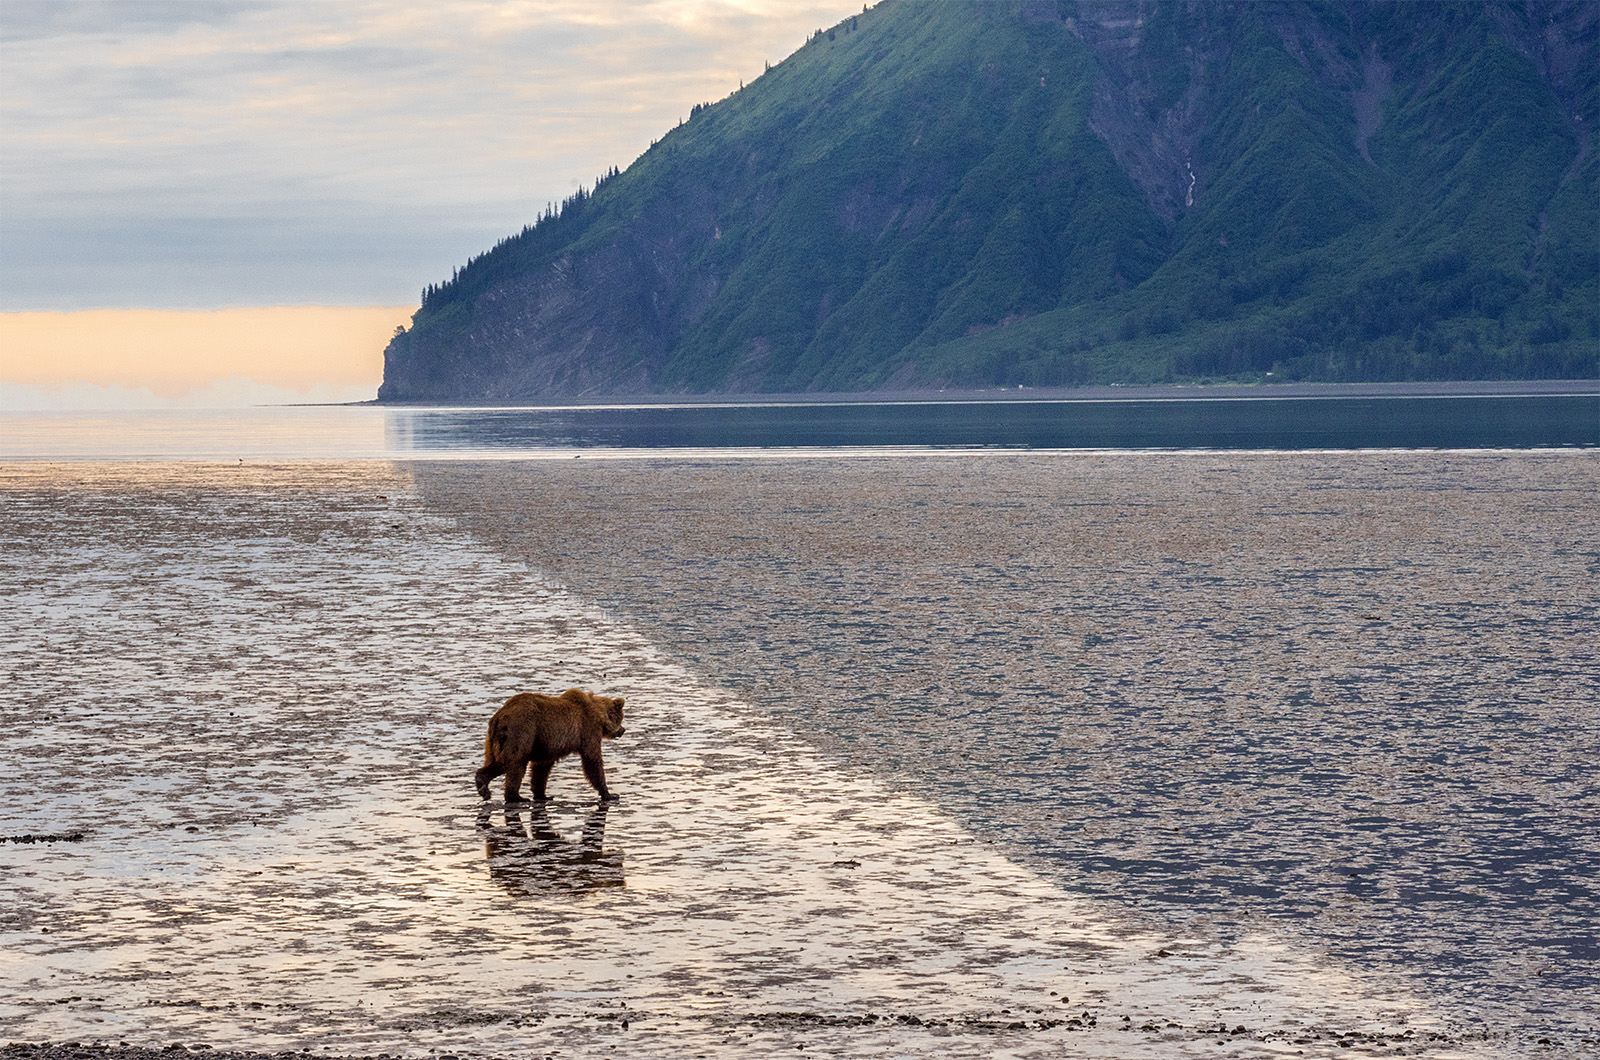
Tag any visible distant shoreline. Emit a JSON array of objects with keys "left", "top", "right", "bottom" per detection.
[{"left": 360, "top": 378, "right": 1600, "bottom": 409}]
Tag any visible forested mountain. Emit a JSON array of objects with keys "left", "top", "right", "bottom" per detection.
[{"left": 378, "top": 0, "right": 1597, "bottom": 401}]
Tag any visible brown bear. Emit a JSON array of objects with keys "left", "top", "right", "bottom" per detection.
[{"left": 474, "top": 689, "right": 626, "bottom": 803}]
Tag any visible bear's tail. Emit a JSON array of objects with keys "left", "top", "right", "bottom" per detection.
[{"left": 482, "top": 717, "right": 505, "bottom": 765}]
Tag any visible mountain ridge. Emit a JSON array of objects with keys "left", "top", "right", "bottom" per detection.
[{"left": 379, "top": 0, "right": 1598, "bottom": 402}]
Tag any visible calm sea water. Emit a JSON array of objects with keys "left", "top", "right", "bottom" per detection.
[
  {"left": 390, "top": 394, "right": 1599, "bottom": 451},
  {"left": 1, "top": 390, "right": 1596, "bottom": 459}
]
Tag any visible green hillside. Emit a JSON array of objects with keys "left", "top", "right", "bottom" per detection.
[{"left": 379, "top": 0, "right": 1598, "bottom": 401}]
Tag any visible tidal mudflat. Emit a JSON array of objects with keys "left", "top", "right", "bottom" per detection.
[
  {"left": 413, "top": 451, "right": 1599, "bottom": 1051},
  {"left": 0, "top": 461, "right": 1525, "bottom": 1058}
]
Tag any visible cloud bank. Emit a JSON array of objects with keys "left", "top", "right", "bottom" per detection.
[{"left": 0, "top": 0, "right": 865, "bottom": 310}]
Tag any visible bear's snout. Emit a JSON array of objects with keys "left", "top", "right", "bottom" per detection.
[{"left": 612, "top": 726, "right": 626, "bottom": 737}]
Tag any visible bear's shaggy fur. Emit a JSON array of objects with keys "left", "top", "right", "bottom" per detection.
[{"left": 475, "top": 688, "right": 626, "bottom": 802}]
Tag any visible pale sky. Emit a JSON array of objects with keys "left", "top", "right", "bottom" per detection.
[{"left": 0, "top": 0, "right": 865, "bottom": 406}]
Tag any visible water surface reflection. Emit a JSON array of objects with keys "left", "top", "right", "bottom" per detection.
[
  {"left": 389, "top": 395, "right": 1600, "bottom": 451},
  {"left": 480, "top": 804, "right": 624, "bottom": 894},
  {"left": 0, "top": 462, "right": 1478, "bottom": 1058},
  {"left": 3, "top": 388, "right": 1595, "bottom": 462}
]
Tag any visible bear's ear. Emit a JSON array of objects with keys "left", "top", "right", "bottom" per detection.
[{"left": 614, "top": 697, "right": 625, "bottom": 709}]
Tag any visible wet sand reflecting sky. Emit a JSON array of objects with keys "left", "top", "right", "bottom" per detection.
[
  {"left": 414, "top": 451, "right": 1599, "bottom": 1048},
  {"left": 0, "top": 462, "right": 1518, "bottom": 1058}
]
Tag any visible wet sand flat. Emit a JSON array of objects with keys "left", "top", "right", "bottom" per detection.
[
  {"left": 411, "top": 451, "right": 1600, "bottom": 1046},
  {"left": 0, "top": 461, "right": 1512, "bottom": 1058}
]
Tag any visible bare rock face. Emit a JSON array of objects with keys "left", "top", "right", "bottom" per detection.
[
  {"left": 379, "top": 1, "right": 1598, "bottom": 402},
  {"left": 1071, "top": 0, "right": 1216, "bottom": 227}
]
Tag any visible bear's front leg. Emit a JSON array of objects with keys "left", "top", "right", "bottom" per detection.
[
  {"left": 530, "top": 759, "right": 555, "bottom": 801},
  {"left": 503, "top": 759, "right": 529, "bottom": 803},
  {"left": 580, "top": 748, "right": 617, "bottom": 801}
]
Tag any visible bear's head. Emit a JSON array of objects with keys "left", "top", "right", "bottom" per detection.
[{"left": 598, "top": 695, "right": 626, "bottom": 739}]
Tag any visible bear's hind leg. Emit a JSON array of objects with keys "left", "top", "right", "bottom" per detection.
[
  {"left": 503, "top": 759, "right": 530, "bottom": 804},
  {"left": 475, "top": 762, "right": 504, "bottom": 800},
  {"left": 530, "top": 759, "right": 555, "bottom": 801}
]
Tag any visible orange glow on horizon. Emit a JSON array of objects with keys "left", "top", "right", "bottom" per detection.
[{"left": 0, "top": 306, "right": 415, "bottom": 397}]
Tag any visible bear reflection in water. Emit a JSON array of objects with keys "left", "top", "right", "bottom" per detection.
[{"left": 478, "top": 803, "right": 624, "bottom": 894}]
